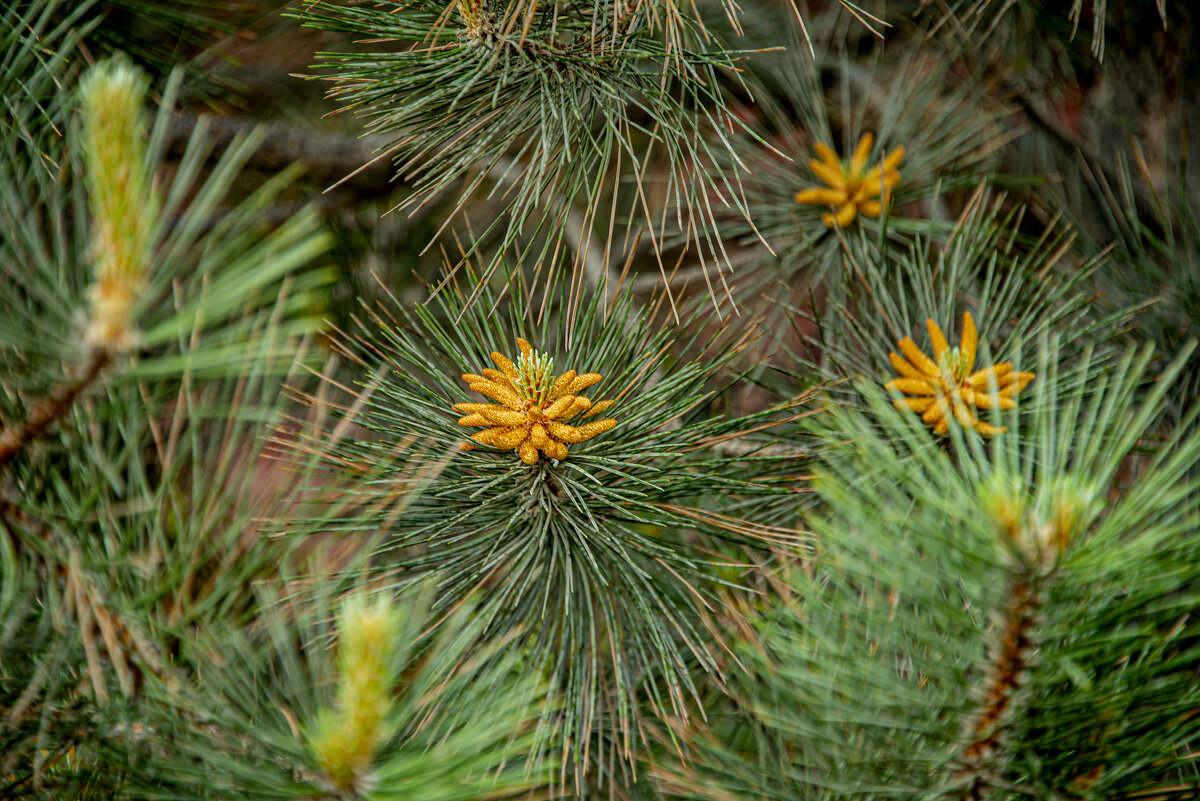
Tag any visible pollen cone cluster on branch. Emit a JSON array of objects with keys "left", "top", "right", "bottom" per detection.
[
  {"left": 794, "top": 132, "right": 904, "bottom": 228},
  {"left": 886, "top": 311, "right": 1034, "bottom": 436},
  {"left": 455, "top": 338, "right": 617, "bottom": 465}
]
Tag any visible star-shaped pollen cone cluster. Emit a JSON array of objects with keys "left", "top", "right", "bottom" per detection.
[
  {"left": 886, "top": 311, "right": 1035, "bottom": 436},
  {"left": 455, "top": 338, "right": 617, "bottom": 465},
  {"left": 794, "top": 132, "right": 904, "bottom": 228}
]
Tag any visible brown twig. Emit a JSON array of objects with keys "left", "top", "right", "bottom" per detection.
[
  {"left": 0, "top": 497, "right": 177, "bottom": 701},
  {"left": 164, "top": 112, "right": 395, "bottom": 193},
  {"left": 68, "top": 548, "right": 109, "bottom": 706},
  {"left": 956, "top": 573, "right": 1040, "bottom": 799},
  {"left": 0, "top": 348, "right": 111, "bottom": 473}
]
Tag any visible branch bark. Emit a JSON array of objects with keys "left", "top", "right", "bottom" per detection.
[
  {"left": 164, "top": 113, "right": 396, "bottom": 194},
  {"left": 0, "top": 349, "right": 111, "bottom": 473},
  {"left": 956, "top": 571, "right": 1040, "bottom": 799}
]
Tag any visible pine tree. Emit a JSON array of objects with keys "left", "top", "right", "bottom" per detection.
[{"left": 2, "top": 0, "right": 1199, "bottom": 799}]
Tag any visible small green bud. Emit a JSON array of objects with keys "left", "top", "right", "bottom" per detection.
[
  {"left": 78, "top": 57, "right": 156, "bottom": 352},
  {"left": 979, "top": 470, "right": 1101, "bottom": 568},
  {"left": 307, "top": 594, "right": 400, "bottom": 794},
  {"left": 979, "top": 470, "right": 1028, "bottom": 544},
  {"left": 1036, "top": 473, "right": 1103, "bottom": 555}
]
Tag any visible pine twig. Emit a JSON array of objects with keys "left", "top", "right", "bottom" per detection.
[
  {"left": 164, "top": 113, "right": 394, "bottom": 192},
  {"left": 957, "top": 571, "right": 1040, "bottom": 799},
  {"left": 68, "top": 548, "right": 109, "bottom": 707},
  {"left": 0, "top": 348, "right": 111, "bottom": 473}
]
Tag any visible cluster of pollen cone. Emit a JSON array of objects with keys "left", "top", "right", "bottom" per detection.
[
  {"left": 794, "top": 132, "right": 905, "bottom": 228},
  {"left": 886, "top": 311, "right": 1035, "bottom": 436},
  {"left": 455, "top": 338, "right": 617, "bottom": 465}
]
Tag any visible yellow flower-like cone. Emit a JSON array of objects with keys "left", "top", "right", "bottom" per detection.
[
  {"left": 885, "top": 311, "right": 1034, "bottom": 436},
  {"left": 455, "top": 339, "right": 617, "bottom": 464},
  {"left": 794, "top": 133, "right": 904, "bottom": 229}
]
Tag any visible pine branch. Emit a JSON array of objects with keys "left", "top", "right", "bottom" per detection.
[
  {"left": 957, "top": 570, "right": 1040, "bottom": 799},
  {"left": 0, "top": 348, "right": 109, "bottom": 473},
  {"left": 279, "top": 264, "right": 811, "bottom": 781},
  {"left": 658, "top": 343, "right": 1200, "bottom": 800},
  {"left": 288, "top": 0, "right": 771, "bottom": 316},
  {"left": 162, "top": 112, "right": 394, "bottom": 192},
  {"left": 708, "top": 38, "right": 1010, "bottom": 300},
  {"left": 163, "top": 112, "right": 626, "bottom": 296}
]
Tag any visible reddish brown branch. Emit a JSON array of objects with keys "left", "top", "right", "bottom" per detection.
[
  {"left": 0, "top": 349, "right": 111, "bottom": 472},
  {"left": 958, "top": 576, "right": 1039, "bottom": 798}
]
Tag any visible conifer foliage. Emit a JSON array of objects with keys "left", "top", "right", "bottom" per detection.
[
  {"left": 284, "top": 270, "right": 807, "bottom": 783},
  {"left": 662, "top": 345, "right": 1200, "bottom": 799},
  {"left": 289, "top": 0, "right": 765, "bottom": 308},
  {"left": 2, "top": 0, "right": 1200, "bottom": 799}
]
